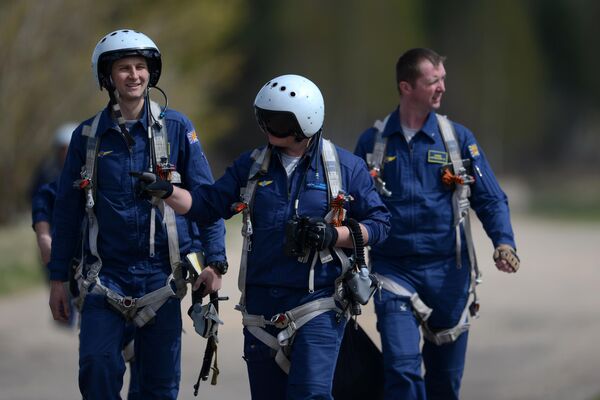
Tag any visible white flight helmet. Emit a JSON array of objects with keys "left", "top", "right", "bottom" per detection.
[
  {"left": 254, "top": 74, "right": 324, "bottom": 139},
  {"left": 91, "top": 29, "right": 161, "bottom": 90},
  {"left": 53, "top": 122, "right": 78, "bottom": 148}
]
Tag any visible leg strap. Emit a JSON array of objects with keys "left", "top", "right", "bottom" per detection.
[
  {"left": 375, "top": 273, "right": 474, "bottom": 346},
  {"left": 81, "top": 273, "right": 180, "bottom": 327},
  {"left": 241, "top": 296, "right": 342, "bottom": 374}
]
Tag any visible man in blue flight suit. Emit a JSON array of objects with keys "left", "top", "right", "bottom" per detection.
[
  {"left": 32, "top": 123, "right": 140, "bottom": 397},
  {"left": 135, "top": 74, "right": 391, "bottom": 400},
  {"left": 47, "top": 29, "right": 227, "bottom": 400},
  {"left": 354, "top": 48, "right": 520, "bottom": 400},
  {"left": 32, "top": 122, "right": 77, "bottom": 270}
]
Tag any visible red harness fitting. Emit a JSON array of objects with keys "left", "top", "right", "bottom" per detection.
[
  {"left": 79, "top": 178, "right": 91, "bottom": 189},
  {"left": 231, "top": 202, "right": 248, "bottom": 214},
  {"left": 441, "top": 168, "right": 465, "bottom": 187}
]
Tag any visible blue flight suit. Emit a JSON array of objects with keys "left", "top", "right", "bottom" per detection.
[
  {"left": 355, "top": 109, "right": 516, "bottom": 400},
  {"left": 48, "top": 105, "right": 226, "bottom": 400},
  {"left": 185, "top": 139, "right": 390, "bottom": 400},
  {"left": 31, "top": 181, "right": 58, "bottom": 229}
]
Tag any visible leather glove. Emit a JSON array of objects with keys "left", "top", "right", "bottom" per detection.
[
  {"left": 130, "top": 171, "right": 173, "bottom": 199},
  {"left": 304, "top": 217, "right": 338, "bottom": 251},
  {"left": 493, "top": 244, "right": 520, "bottom": 272}
]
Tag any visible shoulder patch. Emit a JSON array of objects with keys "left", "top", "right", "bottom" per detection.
[
  {"left": 186, "top": 130, "right": 199, "bottom": 144},
  {"left": 427, "top": 150, "right": 448, "bottom": 164},
  {"left": 468, "top": 144, "right": 480, "bottom": 158}
]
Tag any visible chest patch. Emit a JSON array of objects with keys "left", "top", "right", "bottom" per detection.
[
  {"left": 427, "top": 150, "right": 448, "bottom": 164},
  {"left": 384, "top": 155, "right": 397, "bottom": 163},
  {"left": 258, "top": 180, "right": 273, "bottom": 187},
  {"left": 306, "top": 181, "right": 328, "bottom": 191},
  {"left": 97, "top": 150, "right": 113, "bottom": 158}
]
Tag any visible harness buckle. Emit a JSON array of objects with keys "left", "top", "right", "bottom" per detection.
[
  {"left": 120, "top": 296, "right": 136, "bottom": 309},
  {"left": 270, "top": 313, "right": 289, "bottom": 328}
]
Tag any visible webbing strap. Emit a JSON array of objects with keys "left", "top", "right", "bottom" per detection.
[
  {"left": 242, "top": 296, "right": 341, "bottom": 374},
  {"left": 376, "top": 273, "right": 475, "bottom": 346},
  {"left": 436, "top": 114, "right": 475, "bottom": 270},
  {"left": 237, "top": 147, "right": 272, "bottom": 308},
  {"left": 375, "top": 274, "right": 432, "bottom": 322},
  {"left": 85, "top": 274, "right": 177, "bottom": 327},
  {"left": 366, "top": 113, "right": 393, "bottom": 197},
  {"left": 276, "top": 297, "right": 341, "bottom": 346},
  {"left": 319, "top": 139, "right": 351, "bottom": 274},
  {"left": 368, "top": 113, "right": 391, "bottom": 171},
  {"left": 321, "top": 139, "right": 342, "bottom": 201},
  {"left": 150, "top": 102, "right": 168, "bottom": 159}
]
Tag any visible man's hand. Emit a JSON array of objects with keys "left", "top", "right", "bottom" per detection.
[
  {"left": 304, "top": 217, "right": 339, "bottom": 251},
  {"left": 493, "top": 244, "right": 520, "bottom": 273},
  {"left": 192, "top": 266, "right": 223, "bottom": 297},
  {"left": 130, "top": 171, "right": 174, "bottom": 199},
  {"left": 49, "top": 280, "right": 70, "bottom": 323}
]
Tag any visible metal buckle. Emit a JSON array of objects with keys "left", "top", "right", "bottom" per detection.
[
  {"left": 120, "top": 296, "right": 136, "bottom": 309},
  {"left": 270, "top": 313, "right": 288, "bottom": 328}
]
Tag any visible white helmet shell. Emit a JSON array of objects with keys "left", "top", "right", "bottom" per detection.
[
  {"left": 91, "top": 29, "right": 161, "bottom": 90},
  {"left": 53, "top": 122, "right": 78, "bottom": 147},
  {"left": 254, "top": 74, "right": 324, "bottom": 138}
]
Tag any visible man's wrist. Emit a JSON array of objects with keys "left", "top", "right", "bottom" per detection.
[{"left": 208, "top": 260, "right": 228, "bottom": 275}]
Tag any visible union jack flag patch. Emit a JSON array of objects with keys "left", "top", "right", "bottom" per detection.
[{"left": 187, "top": 130, "right": 199, "bottom": 144}]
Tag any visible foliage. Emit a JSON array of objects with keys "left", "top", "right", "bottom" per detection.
[
  {"left": 0, "top": 0, "right": 246, "bottom": 223},
  {"left": 0, "top": 0, "right": 599, "bottom": 225}
]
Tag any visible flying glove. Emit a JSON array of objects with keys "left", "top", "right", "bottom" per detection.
[{"left": 130, "top": 171, "right": 174, "bottom": 199}]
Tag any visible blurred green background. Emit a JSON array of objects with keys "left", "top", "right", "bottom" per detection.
[{"left": 1, "top": 0, "right": 600, "bottom": 294}]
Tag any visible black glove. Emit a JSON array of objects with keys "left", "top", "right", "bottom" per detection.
[
  {"left": 304, "top": 217, "right": 338, "bottom": 251},
  {"left": 130, "top": 171, "right": 174, "bottom": 199}
]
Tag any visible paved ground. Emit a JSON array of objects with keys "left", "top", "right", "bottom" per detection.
[{"left": 1, "top": 213, "right": 599, "bottom": 400}]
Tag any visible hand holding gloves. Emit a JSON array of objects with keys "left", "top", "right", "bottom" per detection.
[
  {"left": 304, "top": 217, "right": 338, "bottom": 251},
  {"left": 130, "top": 171, "right": 174, "bottom": 199}
]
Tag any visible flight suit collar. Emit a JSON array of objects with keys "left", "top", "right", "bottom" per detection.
[
  {"left": 95, "top": 101, "right": 154, "bottom": 138},
  {"left": 384, "top": 107, "right": 441, "bottom": 144}
]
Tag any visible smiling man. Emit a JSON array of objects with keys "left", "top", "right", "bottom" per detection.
[
  {"left": 354, "top": 48, "right": 520, "bottom": 400},
  {"left": 47, "top": 29, "right": 227, "bottom": 399}
]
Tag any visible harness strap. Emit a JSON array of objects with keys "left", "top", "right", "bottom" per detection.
[
  {"left": 376, "top": 273, "right": 476, "bottom": 346},
  {"left": 74, "top": 101, "right": 186, "bottom": 322},
  {"left": 436, "top": 114, "right": 477, "bottom": 271},
  {"left": 83, "top": 273, "right": 177, "bottom": 327},
  {"left": 319, "top": 139, "right": 351, "bottom": 282},
  {"left": 242, "top": 297, "right": 342, "bottom": 374},
  {"left": 237, "top": 146, "right": 272, "bottom": 307},
  {"left": 366, "top": 113, "right": 392, "bottom": 197}
]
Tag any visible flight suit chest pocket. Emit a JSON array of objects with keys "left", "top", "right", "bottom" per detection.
[
  {"left": 419, "top": 150, "right": 451, "bottom": 194},
  {"left": 252, "top": 179, "right": 285, "bottom": 230},
  {"left": 96, "top": 146, "right": 127, "bottom": 191},
  {"left": 297, "top": 185, "right": 328, "bottom": 217}
]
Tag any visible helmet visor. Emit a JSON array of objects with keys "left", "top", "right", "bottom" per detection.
[{"left": 255, "top": 107, "right": 303, "bottom": 138}]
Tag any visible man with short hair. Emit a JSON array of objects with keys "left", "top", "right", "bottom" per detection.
[
  {"left": 354, "top": 48, "right": 520, "bottom": 400},
  {"left": 47, "top": 29, "right": 227, "bottom": 399}
]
